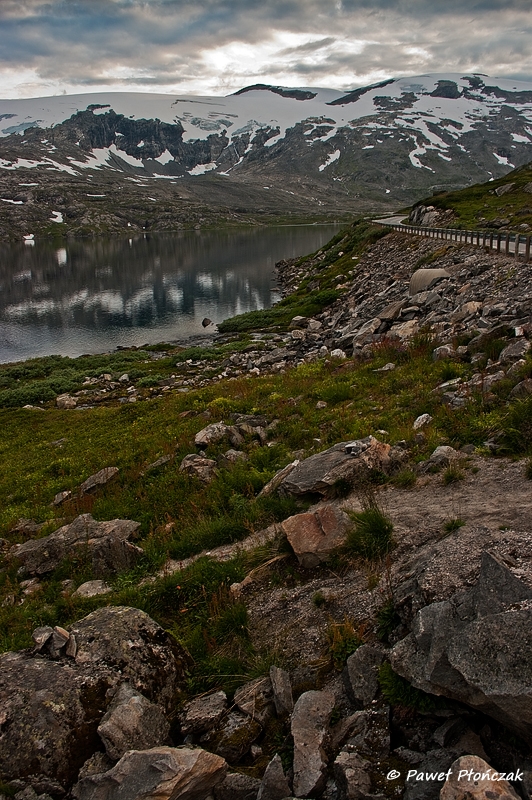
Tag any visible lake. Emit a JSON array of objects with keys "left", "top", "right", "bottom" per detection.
[{"left": 0, "top": 224, "right": 341, "bottom": 363}]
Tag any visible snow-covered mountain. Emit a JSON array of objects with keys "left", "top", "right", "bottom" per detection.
[{"left": 1, "top": 74, "right": 532, "bottom": 239}]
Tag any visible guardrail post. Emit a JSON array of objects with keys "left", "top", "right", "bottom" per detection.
[
  {"left": 496, "top": 233, "right": 501, "bottom": 252},
  {"left": 526, "top": 236, "right": 531, "bottom": 264},
  {"left": 516, "top": 235, "right": 521, "bottom": 260},
  {"left": 505, "top": 233, "right": 511, "bottom": 256}
]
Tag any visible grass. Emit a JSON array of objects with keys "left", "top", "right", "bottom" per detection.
[
  {"left": 443, "top": 517, "right": 466, "bottom": 533},
  {"left": 345, "top": 503, "right": 395, "bottom": 561},
  {"left": 326, "top": 618, "right": 362, "bottom": 670},
  {"left": 378, "top": 662, "right": 442, "bottom": 713},
  {"left": 442, "top": 464, "right": 465, "bottom": 484}
]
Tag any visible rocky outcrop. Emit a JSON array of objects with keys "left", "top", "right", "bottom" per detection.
[
  {"left": 0, "top": 606, "right": 189, "bottom": 793},
  {"left": 9, "top": 513, "right": 141, "bottom": 577},
  {"left": 390, "top": 552, "right": 532, "bottom": 744},
  {"left": 291, "top": 690, "right": 334, "bottom": 797}
]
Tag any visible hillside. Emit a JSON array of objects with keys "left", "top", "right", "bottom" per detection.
[
  {"left": 1, "top": 73, "right": 532, "bottom": 240},
  {"left": 2, "top": 197, "right": 532, "bottom": 797}
]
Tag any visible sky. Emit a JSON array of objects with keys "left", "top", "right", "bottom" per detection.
[{"left": 1, "top": 0, "right": 532, "bottom": 99}]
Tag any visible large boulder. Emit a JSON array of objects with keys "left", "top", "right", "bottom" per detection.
[
  {"left": 9, "top": 513, "right": 141, "bottom": 577},
  {"left": 0, "top": 607, "right": 189, "bottom": 793},
  {"left": 97, "top": 682, "right": 170, "bottom": 760},
  {"left": 440, "top": 755, "right": 520, "bottom": 799},
  {"left": 72, "top": 746, "right": 227, "bottom": 800},
  {"left": 275, "top": 437, "right": 400, "bottom": 498},
  {"left": 390, "top": 552, "right": 532, "bottom": 744},
  {"left": 178, "top": 691, "right": 228, "bottom": 737},
  {"left": 71, "top": 606, "right": 190, "bottom": 711},
  {"left": 281, "top": 504, "right": 351, "bottom": 567}
]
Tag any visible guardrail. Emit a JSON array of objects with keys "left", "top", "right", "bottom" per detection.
[{"left": 374, "top": 220, "right": 531, "bottom": 263}]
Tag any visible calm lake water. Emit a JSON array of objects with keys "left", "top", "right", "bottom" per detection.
[{"left": 0, "top": 225, "right": 341, "bottom": 363}]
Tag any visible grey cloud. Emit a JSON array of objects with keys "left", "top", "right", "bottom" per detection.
[{"left": 0, "top": 0, "right": 531, "bottom": 95}]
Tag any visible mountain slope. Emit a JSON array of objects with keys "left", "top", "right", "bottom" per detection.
[{"left": 1, "top": 74, "right": 532, "bottom": 240}]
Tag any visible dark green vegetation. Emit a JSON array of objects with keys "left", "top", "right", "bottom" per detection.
[
  {"left": 346, "top": 504, "right": 395, "bottom": 560},
  {"left": 378, "top": 662, "right": 442, "bottom": 713},
  {"left": 427, "top": 161, "right": 532, "bottom": 231},
  {"left": 2, "top": 216, "right": 532, "bottom": 701}
]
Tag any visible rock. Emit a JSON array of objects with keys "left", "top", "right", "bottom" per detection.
[
  {"left": 202, "top": 317, "right": 213, "bottom": 327},
  {"left": 73, "top": 580, "right": 113, "bottom": 599},
  {"left": 413, "top": 413, "right": 433, "bottom": 430},
  {"left": 219, "top": 449, "right": 248, "bottom": 465},
  {"left": 281, "top": 504, "right": 352, "bottom": 567},
  {"left": 495, "top": 182, "right": 515, "bottom": 196},
  {"left": 80, "top": 467, "right": 119, "bottom": 494},
  {"left": 53, "top": 490, "right": 73, "bottom": 506},
  {"left": 31, "top": 625, "right": 53, "bottom": 650},
  {"left": 215, "top": 772, "right": 261, "bottom": 800},
  {"left": 428, "top": 445, "right": 460, "bottom": 467},
  {"left": 432, "top": 345, "right": 455, "bottom": 361},
  {"left": 257, "top": 754, "right": 292, "bottom": 800},
  {"left": 72, "top": 746, "right": 227, "bottom": 800},
  {"left": 343, "top": 644, "right": 385, "bottom": 709},
  {"left": 0, "top": 651, "right": 115, "bottom": 790},
  {"left": 97, "top": 682, "right": 170, "bottom": 760},
  {"left": 409, "top": 268, "right": 451, "bottom": 296},
  {"left": 179, "top": 453, "right": 218, "bottom": 482},
  {"left": 333, "top": 751, "right": 372, "bottom": 800},
  {"left": 77, "top": 752, "right": 115, "bottom": 780},
  {"left": 71, "top": 606, "right": 190, "bottom": 711},
  {"left": 194, "top": 423, "right": 243, "bottom": 448},
  {"left": 9, "top": 514, "right": 141, "bottom": 577},
  {"left": 331, "top": 349, "right": 346, "bottom": 359},
  {"left": 510, "top": 378, "right": 532, "bottom": 398},
  {"left": 258, "top": 460, "right": 299, "bottom": 497},
  {"left": 179, "top": 691, "right": 228, "bottom": 737},
  {"left": 234, "top": 676, "right": 274, "bottom": 726},
  {"left": 202, "top": 711, "right": 262, "bottom": 763},
  {"left": 276, "top": 437, "right": 397, "bottom": 497},
  {"left": 440, "top": 755, "right": 520, "bottom": 799},
  {"left": 269, "top": 665, "right": 294, "bottom": 719},
  {"left": 500, "top": 338, "right": 531, "bottom": 363},
  {"left": 390, "top": 552, "right": 532, "bottom": 744},
  {"left": 291, "top": 690, "right": 334, "bottom": 797},
  {"left": 56, "top": 393, "right": 77, "bottom": 409}
]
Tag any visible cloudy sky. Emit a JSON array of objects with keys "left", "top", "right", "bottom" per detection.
[{"left": 1, "top": 0, "right": 531, "bottom": 99}]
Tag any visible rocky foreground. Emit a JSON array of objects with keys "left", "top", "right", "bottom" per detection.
[{"left": 2, "top": 225, "right": 532, "bottom": 799}]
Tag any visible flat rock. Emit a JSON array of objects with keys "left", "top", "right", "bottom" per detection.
[
  {"left": 80, "top": 467, "right": 119, "bottom": 494},
  {"left": 73, "top": 580, "right": 112, "bottom": 599},
  {"left": 97, "top": 682, "right": 170, "bottom": 760},
  {"left": 194, "top": 422, "right": 243, "bottom": 448},
  {"left": 281, "top": 504, "right": 351, "bottom": 567},
  {"left": 72, "top": 746, "right": 227, "bottom": 800},
  {"left": 276, "top": 437, "right": 395, "bottom": 497},
  {"left": 180, "top": 453, "right": 218, "bottom": 482},
  {"left": 291, "top": 690, "right": 334, "bottom": 797}
]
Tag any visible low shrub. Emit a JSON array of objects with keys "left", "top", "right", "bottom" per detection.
[
  {"left": 327, "top": 619, "right": 361, "bottom": 669},
  {"left": 378, "top": 662, "right": 440, "bottom": 713}
]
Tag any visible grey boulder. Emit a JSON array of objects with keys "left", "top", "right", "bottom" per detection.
[
  {"left": 291, "top": 690, "right": 334, "bottom": 797},
  {"left": 97, "top": 682, "right": 170, "bottom": 760}
]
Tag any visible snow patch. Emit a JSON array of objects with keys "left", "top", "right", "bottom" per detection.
[
  {"left": 318, "top": 149, "right": 340, "bottom": 171},
  {"left": 50, "top": 211, "right": 64, "bottom": 223},
  {"left": 493, "top": 152, "right": 515, "bottom": 167},
  {"left": 188, "top": 162, "right": 217, "bottom": 175},
  {"left": 155, "top": 149, "right": 174, "bottom": 164},
  {"left": 511, "top": 132, "right": 531, "bottom": 143},
  {"left": 1, "top": 198, "right": 23, "bottom": 204}
]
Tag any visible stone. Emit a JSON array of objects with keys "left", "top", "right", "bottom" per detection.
[
  {"left": 343, "top": 644, "right": 385, "bottom": 709},
  {"left": 440, "top": 755, "right": 520, "bottom": 799},
  {"left": 73, "top": 580, "right": 113, "bottom": 599},
  {"left": 282, "top": 504, "right": 352, "bottom": 567},
  {"left": 413, "top": 413, "right": 432, "bottom": 430},
  {"left": 276, "top": 437, "right": 396, "bottom": 498},
  {"left": 9, "top": 514, "right": 141, "bottom": 577},
  {"left": 259, "top": 461, "right": 299, "bottom": 497},
  {"left": 80, "top": 467, "right": 119, "bottom": 494},
  {"left": 330, "top": 349, "right": 347, "bottom": 359},
  {"left": 97, "top": 682, "right": 170, "bottom": 760},
  {"left": 291, "top": 690, "right": 334, "bottom": 797},
  {"left": 71, "top": 606, "right": 190, "bottom": 712},
  {"left": 202, "top": 711, "right": 262, "bottom": 764},
  {"left": 215, "top": 772, "right": 261, "bottom": 800},
  {"left": 500, "top": 338, "right": 531, "bottom": 363},
  {"left": 31, "top": 625, "right": 54, "bottom": 650},
  {"left": 333, "top": 751, "right": 372, "bottom": 800},
  {"left": 269, "top": 665, "right": 294, "bottom": 719},
  {"left": 389, "top": 319, "right": 419, "bottom": 340},
  {"left": 390, "top": 552, "right": 532, "bottom": 745},
  {"left": 257, "top": 754, "right": 292, "bottom": 800},
  {"left": 194, "top": 423, "right": 243, "bottom": 448},
  {"left": 378, "top": 299, "right": 405, "bottom": 321},
  {"left": 56, "top": 393, "right": 77, "bottom": 409},
  {"left": 510, "top": 378, "right": 532, "bottom": 398},
  {"left": 432, "top": 345, "right": 455, "bottom": 361},
  {"left": 234, "top": 676, "right": 274, "bottom": 726},
  {"left": 409, "top": 268, "right": 450, "bottom": 296},
  {"left": 495, "top": 183, "right": 515, "bottom": 196},
  {"left": 179, "top": 691, "right": 228, "bottom": 737},
  {"left": 53, "top": 490, "right": 72, "bottom": 506},
  {"left": 202, "top": 317, "right": 213, "bottom": 327},
  {"left": 72, "top": 746, "right": 227, "bottom": 800},
  {"left": 179, "top": 453, "right": 218, "bottom": 482},
  {"left": 428, "top": 445, "right": 459, "bottom": 467}
]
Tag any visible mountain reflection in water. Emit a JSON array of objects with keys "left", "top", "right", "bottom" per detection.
[{"left": 0, "top": 225, "right": 341, "bottom": 363}]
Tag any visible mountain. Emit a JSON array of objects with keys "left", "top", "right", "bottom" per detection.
[{"left": 1, "top": 73, "right": 532, "bottom": 240}]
